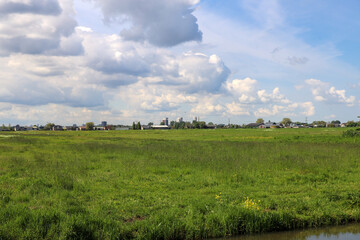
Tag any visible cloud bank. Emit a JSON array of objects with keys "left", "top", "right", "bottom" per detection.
[{"left": 91, "top": 0, "right": 202, "bottom": 46}]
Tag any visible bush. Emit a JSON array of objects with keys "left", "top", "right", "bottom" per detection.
[{"left": 342, "top": 128, "right": 360, "bottom": 137}]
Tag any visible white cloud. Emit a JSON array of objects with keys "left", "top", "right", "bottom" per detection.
[
  {"left": 174, "top": 52, "right": 230, "bottom": 93},
  {"left": 257, "top": 87, "right": 290, "bottom": 104},
  {"left": 305, "top": 78, "right": 356, "bottom": 106},
  {"left": 300, "top": 102, "right": 315, "bottom": 116},
  {"left": 225, "top": 102, "right": 250, "bottom": 116},
  {"left": 0, "top": 0, "right": 81, "bottom": 56},
  {"left": 83, "top": 32, "right": 151, "bottom": 77},
  {"left": 225, "top": 77, "right": 289, "bottom": 104},
  {"left": 190, "top": 95, "right": 223, "bottom": 115},
  {"left": 91, "top": 0, "right": 202, "bottom": 47},
  {"left": 116, "top": 82, "right": 197, "bottom": 112},
  {"left": 254, "top": 101, "right": 315, "bottom": 118},
  {"left": 225, "top": 77, "right": 257, "bottom": 95}
]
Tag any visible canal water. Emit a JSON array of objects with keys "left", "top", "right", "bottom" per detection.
[{"left": 224, "top": 224, "right": 360, "bottom": 240}]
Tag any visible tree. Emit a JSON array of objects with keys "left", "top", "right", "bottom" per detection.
[
  {"left": 170, "top": 121, "right": 175, "bottom": 127},
  {"left": 281, "top": 118, "right": 292, "bottom": 127},
  {"left": 148, "top": 122, "right": 153, "bottom": 126},
  {"left": 199, "top": 121, "right": 206, "bottom": 129},
  {"left": 86, "top": 122, "right": 94, "bottom": 130},
  {"left": 132, "top": 122, "right": 136, "bottom": 130},
  {"left": 346, "top": 121, "right": 358, "bottom": 127},
  {"left": 256, "top": 118, "right": 264, "bottom": 124},
  {"left": 44, "top": 123, "right": 55, "bottom": 130},
  {"left": 312, "top": 121, "right": 326, "bottom": 127},
  {"left": 137, "top": 121, "right": 141, "bottom": 130}
]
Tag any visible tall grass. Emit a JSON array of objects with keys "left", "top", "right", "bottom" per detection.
[{"left": 0, "top": 128, "right": 359, "bottom": 239}]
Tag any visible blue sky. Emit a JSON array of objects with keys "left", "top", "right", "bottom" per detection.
[{"left": 0, "top": 0, "right": 359, "bottom": 125}]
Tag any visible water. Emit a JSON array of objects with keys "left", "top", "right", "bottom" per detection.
[{"left": 224, "top": 224, "right": 360, "bottom": 240}]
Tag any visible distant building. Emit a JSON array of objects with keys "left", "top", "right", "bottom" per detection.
[
  {"left": 162, "top": 118, "right": 169, "bottom": 126},
  {"left": 246, "top": 123, "right": 264, "bottom": 128},
  {"left": 14, "top": 125, "right": 32, "bottom": 131},
  {"left": 152, "top": 125, "right": 170, "bottom": 130},
  {"left": 101, "top": 121, "right": 107, "bottom": 127},
  {"left": 176, "top": 117, "right": 183, "bottom": 123},
  {"left": 65, "top": 126, "right": 79, "bottom": 131},
  {"left": 141, "top": 125, "right": 151, "bottom": 130},
  {"left": 115, "top": 127, "right": 130, "bottom": 131},
  {"left": 265, "top": 121, "right": 281, "bottom": 128},
  {"left": 52, "top": 125, "right": 64, "bottom": 131},
  {"left": 193, "top": 116, "right": 199, "bottom": 122}
]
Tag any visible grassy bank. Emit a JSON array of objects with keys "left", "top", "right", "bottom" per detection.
[{"left": 0, "top": 128, "right": 359, "bottom": 239}]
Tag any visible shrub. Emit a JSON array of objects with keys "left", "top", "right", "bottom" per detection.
[{"left": 342, "top": 128, "right": 360, "bottom": 137}]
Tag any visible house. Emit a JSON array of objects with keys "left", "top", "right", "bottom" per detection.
[
  {"left": 265, "top": 121, "right": 281, "bottom": 128},
  {"left": 115, "top": 127, "right": 130, "bottom": 130},
  {"left": 65, "top": 126, "right": 79, "bottom": 131},
  {"left": 14, "top": 125, "right": 31, "bottom": 131},
  {"left": 151, "top": 125, "right": 170, "bottom": 130},
  {"left": 141, "top": 125, "right": 151, "bottom": 130},
  {"left": 104, "top": 125, "right": 113, "bottom": 130},
  {"left": 93, "top": 126, "right": 105, "bottom": 130},
  {"left": 246, "top": 123, "right": 264, "bottom": 128},
  {"left": 52, "top": 125, "right": 64, "bottom": 131}
]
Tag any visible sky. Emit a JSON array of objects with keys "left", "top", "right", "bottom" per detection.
[{"left": 0, "top": 0, "right": 359, "bottom": 126}]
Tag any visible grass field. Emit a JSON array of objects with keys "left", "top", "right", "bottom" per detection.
[{"left": 0, "top": 128, "right": 359, "bottom": 239}]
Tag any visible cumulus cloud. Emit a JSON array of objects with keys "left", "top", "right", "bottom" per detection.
[
  {"left": 225, "top": 77, "right": 257, "bottom": 95},
  {"left": 191, "top": 95, "right": 223, "bottom": 115},
  {"left": 0, "top": 0, "right": 81, "bottom": 56},
  {"left": 254, "top": 101, "right": 315, "bottom": 117},
  {"left": 257, "top": 87, "right": 290, "bottom": 104},
  {"left": 83, "top": 32, "right": 151, "bottom": 77},
  {"left": 80, "top": 26, "right": 229, "bottom": 91},
  {"left": 0, "top": 53, "right": 106, "bottom": 108},
  {"left": 91, "top": 0, "right": 202, "bottom": 46},
  {"left": 172, "top": 52, "right": 230, "bottom": 93},
  {"left": 225, "top": 102, "right": 250, "bottom": 116},
  {"left": 0, "top": 0, "right": 61, "bottom": 15},
  {"left": 305, "top": 78, "right": 356, "bottom": 106},
  {"left": 225, "top": 77, "right": 289, "bottom": 104},
  {"left": 116, "top": 82, "right": 197, "bottom": 112},
  {"left": 223, "top": 77, "right": 314, "bottom": 118}
]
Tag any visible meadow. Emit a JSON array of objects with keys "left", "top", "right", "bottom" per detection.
[{"left": 0, "top": 128, "right": 359, "bottom": 239}]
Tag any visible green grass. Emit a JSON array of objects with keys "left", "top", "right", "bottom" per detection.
[{"left": 0, "top": 128, "right": 359, "bottom": 239}]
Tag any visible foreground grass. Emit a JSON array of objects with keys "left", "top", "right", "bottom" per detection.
[{"left": 0, "top": 128, "right": 359, "bottom": 239}]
